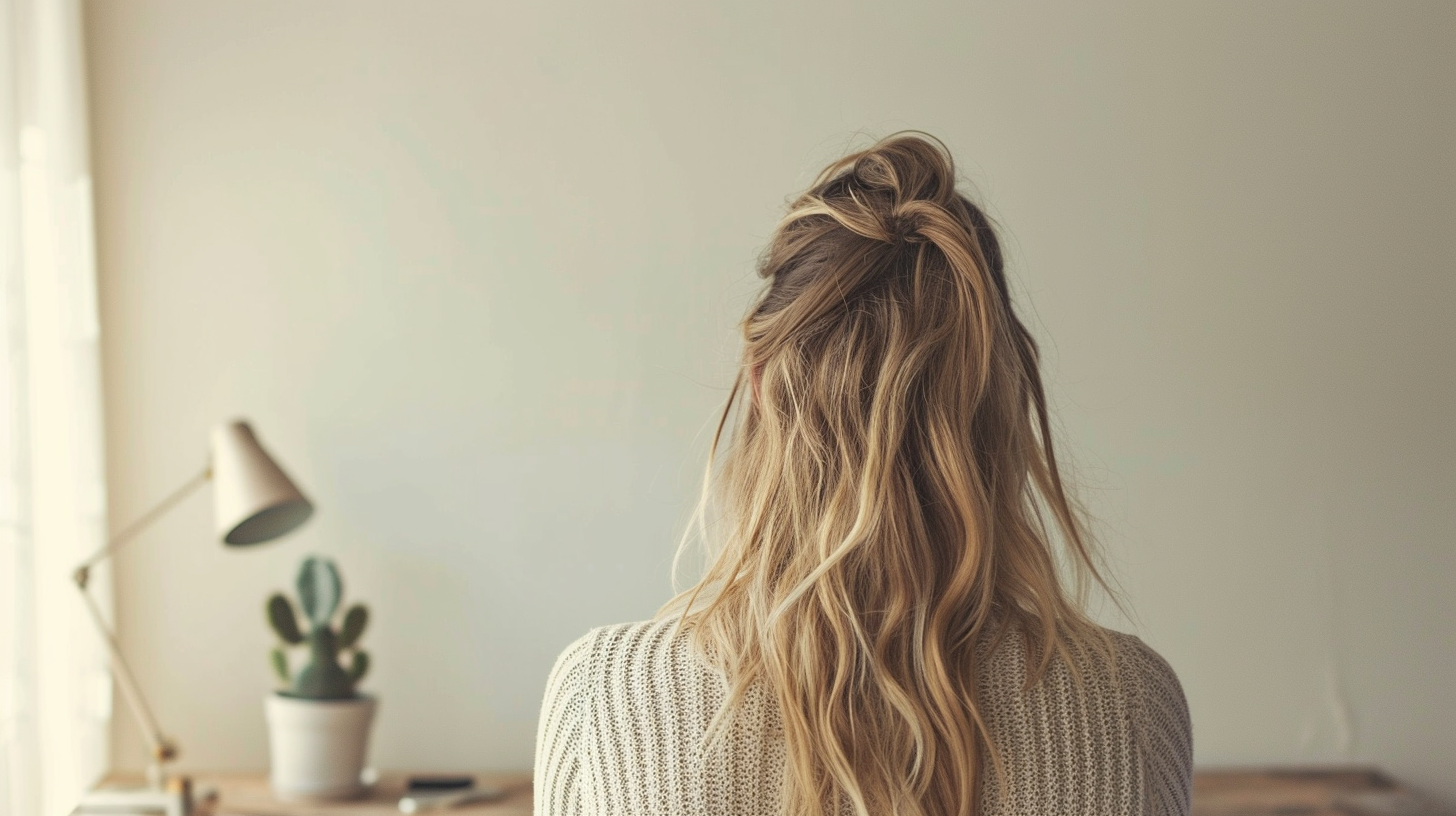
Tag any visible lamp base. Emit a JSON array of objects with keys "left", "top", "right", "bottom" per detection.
[{"left": 73, "top": 776, "right": 192, "bottom": 816}]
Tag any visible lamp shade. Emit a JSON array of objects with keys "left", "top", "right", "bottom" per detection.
[{"left": 210, "top": 420, "right": 313, "bottom": 546}]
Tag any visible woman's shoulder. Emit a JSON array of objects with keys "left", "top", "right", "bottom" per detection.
[
  {"left": 976, "top": 622, "right": 1192, "bottom": 754},
  {"left": 1101, "top": 628, "right": 1187, "bottom": 701},
  {"left": 545, "top": 618, "right": 703, "bottom": 687},
  {"left": 974, "top": 623, "right": 1194, "bottom": 812},
  {"left": 1100, "top": 628, "right": 1196, "bottom": 812},
  {"left": 978, "top": 622, "right": 1185, "bottom": 694},
  {"left": 554, "top": 617, "right": 689, "bottom": 659},
  {"left": 587, "top": 617, "right": 686, "bottom": 648}
]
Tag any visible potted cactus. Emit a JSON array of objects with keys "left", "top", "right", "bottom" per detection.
[{"left": 263, "top": 556, "right": 376, "bottom": 801}]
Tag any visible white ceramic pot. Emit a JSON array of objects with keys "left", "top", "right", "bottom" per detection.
[{"left": 264, "top": 694, "right": 377, "bottom": 801}]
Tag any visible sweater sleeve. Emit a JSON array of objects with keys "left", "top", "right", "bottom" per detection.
[
  {"left": 1121, "top": 635, "right": 1194, "bottom": 816},
  {"left": 534, "top": 630, "right": 595, "bottom": 816}
]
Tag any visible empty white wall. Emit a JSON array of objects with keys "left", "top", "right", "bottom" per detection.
[{"left": 83, "top": 0, "right": 1456, "bottom": 799}]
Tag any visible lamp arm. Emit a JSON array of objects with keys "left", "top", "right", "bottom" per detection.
[
  {"left": 72, "top": 464, "right": 211, "bottom": 783},
  {"left": 75, "top": 465, "right": 212, "bottom": 575},
  {"left": 75, "top": 577, "right": 175, "bottom": 768}
]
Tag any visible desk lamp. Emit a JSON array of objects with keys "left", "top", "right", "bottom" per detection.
[{"left": 73, "top": 420, "right": 313, "bottom": 816}]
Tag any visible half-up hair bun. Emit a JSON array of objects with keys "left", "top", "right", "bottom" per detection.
[
  {"left": 750, "top": 132, "right": 1013, "bottom": 358},
  {"left": 804, "top": 133, "right": 965, "bottom": 247}
]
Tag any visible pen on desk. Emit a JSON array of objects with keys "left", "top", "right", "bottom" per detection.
[{"left": 398, "top": 786, "right": 505, "bottom": 813}]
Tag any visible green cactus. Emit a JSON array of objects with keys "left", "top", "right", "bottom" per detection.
[{"left": 265, "top": 556, "right": 370, "bottom": 700}]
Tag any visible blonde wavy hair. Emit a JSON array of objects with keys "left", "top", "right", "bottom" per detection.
[{"left": 660, "top": 133, "right": 1121, "bottom": 816}]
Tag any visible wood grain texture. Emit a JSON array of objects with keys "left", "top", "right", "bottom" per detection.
[{"left": 1193, "top": 767, "right": 1454, "bottom": 816}]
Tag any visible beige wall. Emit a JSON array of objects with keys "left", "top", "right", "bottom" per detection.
[{"left": 83, "top": 0, "right": 1456, "bottom": 799}]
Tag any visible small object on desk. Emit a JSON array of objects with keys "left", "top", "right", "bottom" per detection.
[
  {"left": 407, "top": 776, "right": 475, "bottom": 792},
  {"left": 398, "top": 787, "right": 504, "bottom": 814},
  {"left": 73, "top": 776, "right": 193, "bottom": 816}
]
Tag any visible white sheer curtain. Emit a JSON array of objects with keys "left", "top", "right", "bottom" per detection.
[{"left": 0, "top": 1, "right": 111, "bottom": 815}]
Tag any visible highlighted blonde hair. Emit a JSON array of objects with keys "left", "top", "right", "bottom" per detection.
[{"left": 661, "top": 133, "right": 1120, "bottom": 816}]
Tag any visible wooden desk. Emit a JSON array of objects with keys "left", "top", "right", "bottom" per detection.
[
  {"left": 190, "top": 773, "right": 530, "bottom": 816},
  {"left": 1193, "top": 767, "right": 1452, "bottom": 816},
  {"left": 115, "top": 766, "right": 1452, "bottom": 815}
]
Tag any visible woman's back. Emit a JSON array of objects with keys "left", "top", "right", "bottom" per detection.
[
  {"left": 534, "top": 134, "right": 1194, "bottom": 815},
  {"left": 535, "top": 618, "right": 1191, "bottom": 816}
]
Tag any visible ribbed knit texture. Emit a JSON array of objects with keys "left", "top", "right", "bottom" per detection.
[{"left": 534, "top": 618, "right": 1192, "bottom": 816}]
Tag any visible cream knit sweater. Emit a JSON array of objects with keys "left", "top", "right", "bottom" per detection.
[{"left": 534, "top": 617, "right": 1193, "bottom": 816}]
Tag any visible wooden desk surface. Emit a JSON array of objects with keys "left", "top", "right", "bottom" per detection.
[
  {"left": 1193, "top": 767, "right": 1452, "bottom": 816},
  {"left": 121, "top": 766, "right": 1451, "bottom": 816},
  {"left": 191, "top": 772, "right": 531, "bottom": 816}
]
